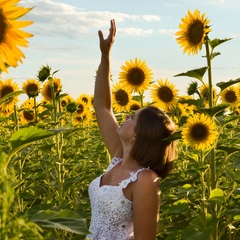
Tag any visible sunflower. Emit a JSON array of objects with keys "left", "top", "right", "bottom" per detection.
[
  {"left": 22, "top": 79, "right": 41, "bottom": 98},
  {"left": 41, "top": 78, "right": 62, "bottom": 101},
  {"left": 150, "top": 78, "right": 178, "bottom": 112},
  {"left": 19, "top": 98, "right": 35, "bottom": 124},
  {"left": 236, "top": 83, "right": 240, "bottom": 102},
  {"left": 75, "top": 98, "right": 87, "bottom": 115},
  {"left": 37, "top": 65, "right": 51, "bottom": 82},
  {"left": 128, "top": 100, "right": 141, "bottom": 111},
  {"left": 118, "top": 58, "right": 153, "bottom": 93},
  {"left": 72, "top": 108, "right": 92, "bottom": 126},
  {"left": 0, "top": 106, "right": 14, "bottom": 117},
  {"left": 0, "top": 78, "right": 19, "bottom": 112},
  {"left": 182, "top": 113, "right": 218, "bottom": 151},
  {"left": 220, "top": 86, "right": 239, "bottom": 109},
  {"left": 60, "top": 94, "right": 74, "bottom": 110},
  {"left": 66, "top": 101, "right": 77, "bottom": 114},
  {"left": 76, "top": 93, "right": 91, "bottom": 106},
  {"left": 178, "top": 95, "right": 196, "bottom": 117},
  {"left": 176, "top": 9, "right": 211, "bottom": 55},
  {"left": 199, "top": 84, "right": 217, "bottom": 107},
  {"left": 0, "top": 0, "right": 33, "bottom": 72},
  {"left": 112, "top": 82, "right": 132, "bottom": 112}
]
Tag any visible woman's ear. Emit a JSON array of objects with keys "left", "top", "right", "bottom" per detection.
[{"left": 129, "top": 135, "right": 136, "bottom": 145}]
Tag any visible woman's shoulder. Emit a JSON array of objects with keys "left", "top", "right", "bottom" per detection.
[
  {"left": 131, "top": 169, "right": 160, "bottom": 193},
  {"left": 136, "top": 169, "right": 159, "bottom": 185}
]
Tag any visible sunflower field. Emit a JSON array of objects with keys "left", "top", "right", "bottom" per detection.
[{"left": 0, "top": 2, "right": 240, "bottom": 240}]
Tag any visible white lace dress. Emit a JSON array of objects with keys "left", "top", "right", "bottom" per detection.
[{"left": 85, "top": 157, "right": 149, "bottom": 240}]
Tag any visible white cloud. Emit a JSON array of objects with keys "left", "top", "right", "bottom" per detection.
[
  {"left": 21, "top": 0, "right": 161, "bottom": 38},
  {"left": 158, "top": 29, "right": 176, "bottom": 37},
  {"left": 118, "top": 28, "right": 153, "bottom": 36}
]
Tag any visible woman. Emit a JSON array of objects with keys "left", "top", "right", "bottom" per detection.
[{"left": 86, "top": 19, "right": 176, "bottom": 240}]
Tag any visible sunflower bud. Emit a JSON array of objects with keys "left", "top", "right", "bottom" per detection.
[
  {"left": 187, "top": 81, "right": 198, "bottom": 95},
  {"left": 66, "top": 102, "right": 77, "bottom": 113},
  {"left": 37, "top": 65, "right": 51, "bottom": 82}
]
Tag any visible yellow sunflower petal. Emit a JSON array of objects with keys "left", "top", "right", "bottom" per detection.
[{"left": 176, "top": 9, "right": 211, "bottom": 56}]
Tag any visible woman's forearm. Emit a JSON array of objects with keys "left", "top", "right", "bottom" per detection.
[{"left": 94, "top": 53, "right": 112, "bottom": 112}]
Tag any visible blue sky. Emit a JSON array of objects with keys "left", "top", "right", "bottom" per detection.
[{"left": 3, "top": 0, "right": 240, "bottom": 101}]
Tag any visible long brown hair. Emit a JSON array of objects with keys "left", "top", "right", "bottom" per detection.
[{"left": 130, "top": 106, "right": 176, "bottom": 179}]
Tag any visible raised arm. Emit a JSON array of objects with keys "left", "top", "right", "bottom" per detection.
[{"left": 94, "top": 19, "right": 123, "bottom": 158}]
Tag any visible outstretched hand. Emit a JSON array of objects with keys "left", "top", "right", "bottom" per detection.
[{"left": 98, "top": 19, "right": 116, "bottom": 54}]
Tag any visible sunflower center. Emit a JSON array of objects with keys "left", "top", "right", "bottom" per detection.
[
  {"left": 191, "top": 123, "right": 208, "bottom": 141},
  {"left": 77, "top": 104, "right": 84, "bottom": 114},
  {"left": 188, "top": 20, "right": 204, "bottom": 44},
  {"left": 130, "top": 104, "right": 140, "bottom": 111},
  {"left": 115, "top": 90, "right": 129, "bottom": 106},
  {"left": 61, "top": 100, "right": 67, "bottom": 107},
  {"left": 1, "top": 86, "right": 14, "bottom": 98},
  {"left": 23, "top": 110, "right": 34, "bottom": 121},
  {"left": 26, "top": 83, "right": 39, "bottom": 96},
  {"left": 127, "top": 68, "right": 145, "bottom": 86},
  {"left": 225, "top": 90, "right": 237, "bottom": 103},
  {"left": 82, "top": 97, "right": 88, "bottom": 104},
  {"left": 157, "top": 86, "right": 173, "bottom": 103},
  {"left": 0, "top": 10, "right": 7, "bottom": 44}
]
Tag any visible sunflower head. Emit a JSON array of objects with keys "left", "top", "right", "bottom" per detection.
[
  {"left": 182, "top": 113, "right": 218, "bottom": 151},
  {"left": 118, "top": 58, "right": 153, "bottom": 93},
  {"left": 128, "top": 100, "right": 141, "bottom": 111},
  {"left": 220, "top": 86, "right": 238, "bottom": 109},
  {"left": 187, "top": 81, "right": 198, "bottom": 95},
  {"left": 199, "top": 84, "right": 217, "bottom": 107},
  {"left": 19, "top": 99, "right": 35, "bottom": 124},
  {"left": 76, "top": 93, "right": 91, "bottom": 106},
  {"left": 112, "top": 82, "right": 131, "bottom": 112},
  {"left": 37, "top": 65, "right": 51, "bottom": 82},
  {"left": 176, "top": 9, "right": 211, "bottom": 55},
  {"left": 0, "top": 1, "right": 33, "bottom": 72},
  {"left": 60, "top": 94, "right": 74, "bottom": 109},
  {"left": 66, "top": 102, "right": 77, "bottom": 114},
  {"left": 0, "top": 79, "right": 19, "bottom": 111},
  {"left": 150, "top": 78, "right": 178, "bottom": 112},
  {"left": 75, "top": 98, "right": 87, "bottom": 115},
  {"left": 22, "top": 79, "right": 41, "bottom": 98},
  {"left": 41, "top": 78, "right": 62, "bottom": 101}
]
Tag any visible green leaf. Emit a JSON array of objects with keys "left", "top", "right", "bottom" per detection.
[
  {"left": 10, "top": 127, "right": 54, "bottom": 150},
  {"left": 209, "top": 38, "right": 232, "bottom": 50},
  {"left": 174, "top": 67, "right": 208, "bottom": 81},
  {"left": 216, "top": 145, "right": 240, "bottom": 155},
  {"left": 0, "top": 90, "right": 23, "bottom": 106},
  {"left": 179, "top": 99, "right": 204, "bottom": 108},
  {"left": 9, "top": 127, "right": 71, "bottom": 154},
  {"left": 218, "top": 115, "right": 240, "bottom": 127},
  {"left": 31, "top": 209, "right": 89, "bottom": 235},
  {"left": 163, "top": 131, "right": 182, "bottom": 142},
  {"left": 196, "top": 104, "right": 229, "bottom": 117},
  {"left": 208, "top": 188, "right": 224, "bottom": 204},
  {"left": 216, "top": 78, "right": 240, "bottom": 92},
  {"left": 224, "top": 208, "right": 240, "bottom": 216},
  {"left": 211, "top": 52, "right": 221, "bottom": 60},
  {"left": 164, "top": 199, "right": 189, "bottom": 214}
]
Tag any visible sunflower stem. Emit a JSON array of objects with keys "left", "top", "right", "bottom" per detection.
[
  {"left": 33, "top": 96, "right": 38, "bottom": 122},
  {"left": 205, "top": 38, "right": 218, "bottom": 240},
  {"left": 200, "top": 151, "right": 207, "bottom": 227},
  {"left": 13, "top": 104, "right": 19, "bottom": 131},
  {"left": 205, "top": 38, "right": 213, "bottom": 108}
]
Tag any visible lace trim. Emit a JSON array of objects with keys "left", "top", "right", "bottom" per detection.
[{"left": 107, "top": 157, "right": 150, "bottom": 190}]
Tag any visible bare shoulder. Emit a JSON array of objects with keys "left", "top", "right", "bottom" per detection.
[{"left": 134, "top": 169, "right": 160, "bottom": 191}]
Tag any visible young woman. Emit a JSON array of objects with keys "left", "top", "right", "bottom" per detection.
[{"left": 86, "top": 19, "right": 176, "bottom": 240}]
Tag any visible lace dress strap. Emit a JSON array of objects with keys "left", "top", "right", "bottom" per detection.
[{"left": 120, "top": 168, "right": 150, "bottom": 189}]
